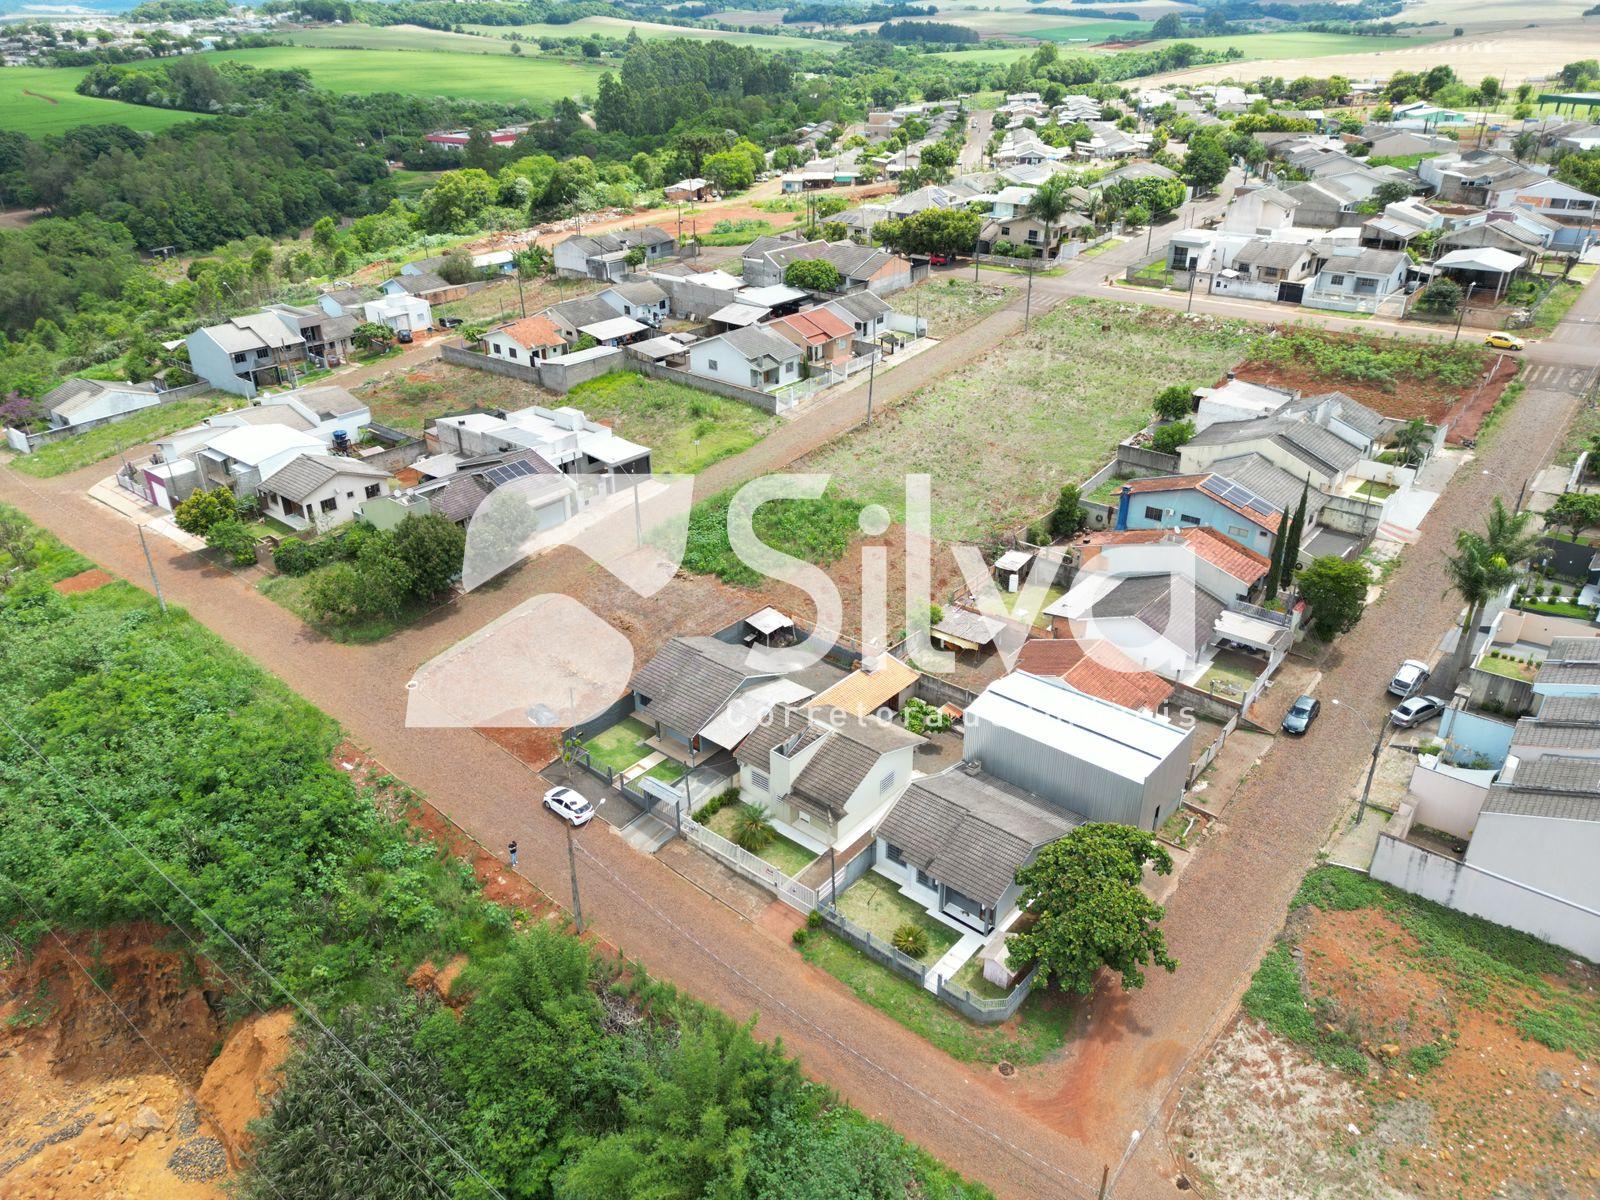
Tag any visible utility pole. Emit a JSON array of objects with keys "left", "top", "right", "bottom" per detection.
[
  {"left": 136, "top": 526, "right": 168, "bottom": 614},
  {"left": 1452, "top": 282, "right": 1477, "bottom": 342},
  {"left": 516, "top": 271, "right": 526, "bottom": 319},
  {"left": 1024, "top": 254, "right": 1034, "bottom": 333},
  {"left": 1185, "top": 265, "right": 1198, "bottom": 313},
  {"left": 565, "top": 818, "right": 585, "bottom": 934},
  {"left": 865, "top": 344, "right": 878, "bottom": 425},
  {"left": 1357, "top": 723, "right": 1384, "bottom": 824}
]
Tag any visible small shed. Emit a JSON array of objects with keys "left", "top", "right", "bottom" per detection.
[
  {"left": 744, "top": 606, "right": 795, "bottom": 647},
  {"left": 1434, "top": 247, "right": 1527, "bottom": 301},
  {"left": 993, "top": 549, "right": 1034, "bottom": 592},
  {"left": 930, "top": 607, "right": 1003, "bottom": 656}
]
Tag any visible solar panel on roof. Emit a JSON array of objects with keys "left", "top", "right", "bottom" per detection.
[{"left": 482, "top": 458, "right": 543, "bottom": 488}]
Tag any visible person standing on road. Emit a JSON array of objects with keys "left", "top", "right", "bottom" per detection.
[{"left": 508, "top": 840, "right": 519, "bottom": 869}]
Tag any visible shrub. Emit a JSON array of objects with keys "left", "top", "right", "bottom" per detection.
[
  {"left": 1049, "top": 483, "right": 1086, "bottom": 538},
  {"left": 806, "top": 909, "right": 823, "bottom": 930},
  {"left": 784, "top": 259, "right": 843, "bottom": 292},
  {"left": 1149, "top": 418, "right": 1195, "bottom": 456},
  {"left": 1152, "top": 383, "right": 1192, "bottom": 422},
  {"left": 173, "top": 487, "right": 237, "bottom": 537},
  {"left": 730, "top": 802, "right": 776, "bottom": 852},
  {"left": 891, "top": 923, "right": 930, "bottom": 958},
  {"left": 791, "top": 927, "right": 809, "bottom": 947},
  {"left": 203, "top": 517, "right": 258, "bottom": 566},
  {"left": 273, "top": 537, "right": 327, "bottom": 576}
]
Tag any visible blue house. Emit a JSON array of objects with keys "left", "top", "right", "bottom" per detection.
[{"left": 1114, "top": 471, "right": 1283, "bottom": 558}]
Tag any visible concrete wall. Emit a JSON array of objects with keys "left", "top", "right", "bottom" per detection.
[
  {"left": 1408, "top": 758, "right": 1492, "bottom": 838},
  {"left": 1371, "top": 814, "right": 1600, "bottom": 962},
  {"left": 439, "top": 343, "right": 622, "bottom": 393},
  {"left": 1318, "top": 491, "right": 1385, "bottom": 536},
  {"left": 638, "top": 359, "right": 786, "bottom": 415},
  {"left": 1438, "top": 705, "right": 1516, "bottom": 768},
  {"left": 1209, "top": 275, "right": 1282, "bottom": 302}
]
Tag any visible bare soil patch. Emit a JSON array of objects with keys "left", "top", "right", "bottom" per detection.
[{"left": 52, "top": 567, "right": 112, "bottom": 594}]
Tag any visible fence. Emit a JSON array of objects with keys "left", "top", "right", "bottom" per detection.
[
  {"left": 1187, "top": 711, "right": 1241, "bottom": 786},
  {"left": 681, "top": 815, "right": 818, "bottom": 913},
  {"left": 935, "top": 967, "right": 1038, "bottom": 1025},
  {"left": 636, "top": 358, "right": 789, "bottom": 415},
  {"left": 440, "top": 342, "right": 624, "bottom": 393},
  {"left": 816, "top": 906, "right": 927, "bottom": 984},
  {"left": 912, "top": 674, "right": 980, "bottom": 714}
]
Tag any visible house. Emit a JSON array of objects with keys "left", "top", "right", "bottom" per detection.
[
  {"left": 266, "top": 303, "right": 357, "bottom": 369},
  {"left": 1043, "top": 571, "right": 1229, "bottom": 679},
  {"left": 363, "top": 294, "right": 433, "bottom": 336},
  {"left": 1370, "top": 752, "right": 1600, "bottom": 960},
  {"left": 683, "top": 325, "right": 805, "bottom": 393},
  {"left": 552, "top": 227, "right": 677, "bottom": 282},
  {"left": 1419, "top": 151, "right": 1546, "bottom": 206},
  {"left": 317, "top": 287, "right": 370, "bottom": 319},
  {"left": 363, "top": 447, "right": 576, "bottom": 533},
  {"left": 1013, "top": 637, "right": 1174, "bottom": 714},
  {"left": 379, "top": 271, "right": 467, "bottom": 305},
  {"left": 39, "top": 378, "right": 160, "bottom": 433},
  {"left": 874, "top": 764, "right": 1083, "bottom": 934},
  {"left": 430, "top": 404, "right": 650, "bottom": 476},
  {"left": 978, "top": 210, "right": 1091, "bottom": 258},
  {"left": 1434, "top": 247, "right": 1529, "bottom": 301},
  {"left": 1221, "top": 185, "right": 1300, "bottom": 236},
  {"left": 1080, "top": 526, "right": 1273, "bottom": 604},
  {"left": 185, "top": 311, "right": 307, "bottom": 397},
  {"left": 481, "top": 315, "right": 565, "bottom": 364},
  {"left": 1179, "top": 402, "right": 1373, "bottom": 489},
  {"left": 1191, "top": 378, "right": 1299, "bottom": 430},
  {"left": 822, "top": 290, "right": 893, "bottom": 341},
  {"left": 766, "top": 307, "right": 855, "bottom": 367},
  {"left": 1301, "top": 245, "right": 1411, "bottom": 312},
  {"left": 807, "top": 654, "right": 920, "bottom": 717},
  {"left": 964, "top": 671, "right": 1194, "bottom": 833},
  {"left": 1482, "top": 174, "right": 1598, "bottom": 227},
  {"left": 664, "top": 177, "right": 711, "bottom": 202},
  {"left": 1361, "top": 198, "right": 1444, "bottom": 250},
  {"left": 1115, "top": 471, "right": 1282, "bottom": 555},
  {"left": 1282, "top": 178, "right": 1366, "bottom": 230},
  {"left": 255, "top": 453, "right": 390, "bottom": 531},
  {"left": 1212, "top": 239, "right": 1317, "bottom": 300},
  {"left": 629, "top": 636, "right": 815, "bottom": 769},
  {"left": 1437, "top": 208, "right": 1559, "bottom": 258},
  {"left": 734, "top": 702, "right": 922, "bottom": 849},
  {"left": 596, "top": 280, "right": 670, "bottom": 325},
  {"left": 1556, "top": 124, "right": 1600, "bottom": 153},
  {"left": 544, "top": 296, "right": 623, "bottom": 345},
  {"left": 1360, "top": 127, "right": 1455, "bottom": 159},
  {"left": 741, "top": 236, "right": 914, "bottom": 294}
]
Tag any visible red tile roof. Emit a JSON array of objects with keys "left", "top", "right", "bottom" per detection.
[
  {"left": 1015, "top": 638, "right": 1174, "bottom": 713},
  {"left": 496, "top": 315, "right": 564, "bottom": 349},
  {"left": 771, "top": 307, "right": 853, "bottom": 345},
  {"left": 1084, "top": 526, "right": 1271, "bottom": 586},
  {"left": 1116, "top": 472, "right": 1283, "bottom": 533}
]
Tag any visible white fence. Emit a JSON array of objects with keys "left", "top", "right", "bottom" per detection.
[{"left": 681, "top": 816, "right": 818, "bottom": 913}]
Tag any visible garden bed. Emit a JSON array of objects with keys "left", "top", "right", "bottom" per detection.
[{"left": 704, "top": 804, "right": 817, "bottom": 876}]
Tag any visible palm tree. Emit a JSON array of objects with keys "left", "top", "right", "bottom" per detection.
[
  {"left": 730, "top": 802, "right": 775, "bottom": 853},
  {"left": 1392, "top": 417, "right": 1431, "bottom": 467},
  {"left": 1439, "top": 498, "right": 1541, "bottom": 688},
  {"left": 1024, "top": 175, "right": 1074, "bottom": 263}
]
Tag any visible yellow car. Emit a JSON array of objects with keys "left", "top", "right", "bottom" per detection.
[{"left": 1484, "top": 332, "right": 1525, "bottom": 351}]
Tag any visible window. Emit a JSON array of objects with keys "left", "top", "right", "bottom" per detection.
[
  {"left": 1000, "top": 225, "right": 1011, "bottom": 236},
  {"left": 508, "top": 347, "right": 519, "bottom": 360},
  {"left": 885, "top": 842, "right": 907, "bottom": 866},
  {"left": 878, "top": 771, "right": 898, "bottom": 795},
  {"left": 1328, "top": 273, "right": 1346, "bottom": 286},
  {"left": 365, "top": 483, "right": 382, "bottom": 499},
  {"left": 1144, "top": 505, "right": 1165, "bottom": 522},
  {"left": 1180, "top": 514, "right": 1201, "bottom": 526},
  {"left": 232, "top": 352, "right": 247, "bottom": 364},
  {"left": 1229, "top": 525, "right": 1251, "bottom": 541},
  {"left": 346, "top": 491, "right": 355, "bottom": 499},
  {"left": 707, "top": 358, "right": 718, "bottom": 371},
  {"left": 319, "top": 496, "right": 338, "bottom": 514},
  {"left": 489, "top": 343, "right": 500, "bottom": 356},
  {"left": 750, "top": 769, "right": 770, "bottom": 792}
]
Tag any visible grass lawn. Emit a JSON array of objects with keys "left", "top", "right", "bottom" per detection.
[
  {"left": 948, "top": 953, "right": 1009, "bottom": 1000},
  {"left": 898, "top": 277, "right": 1014, "bottom": 338},
  {"left": 644, "top": 759, "right": 686, "bottom": 783},
  {"left": 0, "top": 65, "right": 216, "bottom": 136},
  {"left": 1354, "top": 478, "right": 1397, "bottom": 500},
  {"left": 10, "top": 396, "right": 233, "bottom": 479},
  {"left": 565, "top": 372, "right": 778, "bottom": 474},
  {"left": 1476, "top": 652, "right": 1540, "bottom": 681},
  {"left": 696, "top": 219, "right": 778, "bottom": 247},
  {"left": 1078, "top": 237, "right": 1122, "bottom": 259},
  {"left": 1514, "top": 598, "right": 1596, "bottom": 620},
  {"left": 580, "top": 715, "right": 654, "bottom": 773},
  {"left": 203, "top": 46, "right": 607, "bottom": 105},
  {"left": 801, "top": 299, "right": 1255, "bottom": 542},
  {"left": 799, "top": 933, "right": 1074, "bottom": 1065},
  {"left": 705, "top": 805, "right": 818, "bottom": 877},
  {"left": 258, "top": 570, "right": 432, "bottom": 644},
  {"left": 1196, "top": 650, "right": 1263, "bottom": 698},
  {"left": 389, "top": 168, "right": 444, "bottom": 199},
  {"left": 282, "top": 24, "right": 524, "bottom": 54},
  {"left": 1521, "top": 279, "right": 1585, "bottom": 337},
  {"left": 833, "top": 871, "right": 960, "bottom": 967},
  {"left": 462, "top": 15, "right": 842, "bottom": 49}
]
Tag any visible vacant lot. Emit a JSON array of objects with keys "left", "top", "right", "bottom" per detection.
[
  {"left": 1173, "top": 867, "right": 1600, "bottom": 1199},
  {"left": 0, "top": 65, "right": 214, "bottom": 136},
  {"left": 901, "top": 276, "right": 1016, "bottom": 338},
  {"left": 10, "top": 395, "right": 233, "bottom": 478},
  {"left": 354, "top": 362, "right": 545, "bottom": 433},
  {"left": 203, "top": 46, "right": 607, "bottom": 104},
  {"left": 802, "top": 300, "right": 1255, "bottom": 542},
  {"left": 564, "top": 372, "right": 777, "bottom": 474}
]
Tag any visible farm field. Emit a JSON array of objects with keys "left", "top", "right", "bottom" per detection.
[
  {"left": 801, "top": 299, "right": 1255, "bottom": 543},
  {"left": 202, "top": 46, "right": 607, "bottom": 104},
  {"left": 280, "top": 24, "right": 523, "bottom": 54},
  {"left": 1174, "top": 867, "right": 1600, "bottom": 1200},
  {"left": 462, "top": 15, "right": 841, "bottom": 49},
  {"left": 0, "top": 65, "right": 214, "bottom": 136}
]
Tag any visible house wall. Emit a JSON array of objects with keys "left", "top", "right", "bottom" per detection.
[
  {"left": 482, "top": 331, "right": 552, "bottom": 363},
  {"left": 552, "top": 240, "right": 593, "bottom": 277},
  {"left": 1116, "top": 487, "right": 1277, "bottom": 556},
  {"left": 1082, "top": 541, "right": 1255, "bottom": 604},
  {"left": 1370, "top": 817, "right": 1600, "bottom": 961},
  {"left": 836, "top": 743, "right": 915, "bottom": 848},
  {"left": 684, "top": 339, "right": 800, "bottom": 393},
  {"left": 186, "top": 331, "right": 256, "bottom": 398},
  {"left": 1408, "top": 759, "right": 1492, "bottom": 838},
  {"left": 1437, "top": 706, "right": 1516, "bottom": 768}
]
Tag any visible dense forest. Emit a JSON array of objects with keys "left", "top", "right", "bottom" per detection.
[{"left": 0, "top": 516, "right": 991, "bottom": 1200}]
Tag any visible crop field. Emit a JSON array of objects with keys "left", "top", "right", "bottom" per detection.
[
  {"left": 801, "top": 299, "right": 1255, "bottom": 543},
  {"left": 202, "top": 46, "right": 607, "bottom": 105},
  {"left": 281, "top": 24, "right": 523, "bottom": 54},
  {"left": 1139, "top": 30, "right": 1441, "bottom": 59},
  {"left": 462, "top": 15, "right": 841, "bottom": 50},
  {"left": 0, "top": 65, "right": 214, "bottom": 136}
]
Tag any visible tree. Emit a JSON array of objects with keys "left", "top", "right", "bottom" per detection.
[
  {"left": 393, "top": 514, "right": 465, "bottom": 599},
  {"left": 1546, "top": 491, "right": 1600, "bottom": 540},
  {"left": 1280, "top": 479, "right": 1309, "bottom": 590},
  {"left": 1008, "top": 824, "right": 1177, "bottom": 996},
  {"left": 1152, "top": 384, "right": 1192, "bottom": 422},
  {"left": 872, "top": 208, "right": 982, "bottom": 258},
  {"left": 1439, "top": 498, "right": 1540, "bottom": 685},
  {"left": 783, "top": 259, "right": 843, "bottom": 291},
  {"left": 1050, "top": 483, "right": 1086, "bottom": 539},
  {"left": 1392, "top": 417, "right": 1431, "bottom": 466},
  {"left": 1263, "top": 521, "right": 1284, "bottom": 605},
  {"left": 1511, "top": 130, "right": 1539, "bottom": 162},
  {"left": 1024, "top": 174, "right": 1073, "bottom": 261},
  {"left": 0, "top": 509, "right": 39, "bottom": 592},
  {"left": 624, "top": 246, "right": 647, "bottom": 268},
  {"left": 730, "top": 803, "right": 775, "bottom": 852},
  {"left": 1181, "top": 134, "right": 1230, "bottom": 194},
  {"left": 1373, "top": 180, "right": 1413, "bottom": 208},
  {"left": 173, "top": 486, "right": 236, "bottom": 536},
  {"left": 416, "top": 168, "right": 497, "bottom": 233},
  {"left": 1149, "top": 11, "right": 1184, "bottom": 37},
  {"left": 352, "top": 531, "right": 415, "bottom": 617},
  {"left": 702, "top": 149, "right": 756, "bottom": 194},
  {"left": 1149, "top": 418, "right": 1195, "bottom": 456},
  {"left": 437, "top": 251, "right": 476, "bottom": 286},
  {"left": 353, "top": 322, "right": 394, "bottom": 352},
  {"left": 1416, "top": 278, "right": 1463, "bottom": 314},
  {"left": 1298, "top": 555, "right": 1370, "bottom": 639},
  {"left": 203, "top": 517, "right": 257, "bottom": 566}
]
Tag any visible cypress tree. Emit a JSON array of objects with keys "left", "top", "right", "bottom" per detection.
[
  {"left": 1281, "top": 480, "right": 1309, "bottom": 590},
  {"left": 1264, "top": 518, "right": 1284, "bottom": 603}
]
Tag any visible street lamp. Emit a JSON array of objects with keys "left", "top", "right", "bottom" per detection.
[{"left": 1331, "top": 698, "right": 1386, "bottom": 824}]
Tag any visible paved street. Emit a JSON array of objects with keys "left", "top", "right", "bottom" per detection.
[{"left": 3, "top": 178, "right": 1598, "bottom": 1198}]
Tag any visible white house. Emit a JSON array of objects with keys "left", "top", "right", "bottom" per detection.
[
  {"left": 481, "top": 315, "right": 565, "bottom": 364},
  {"left": 430, "top": 404, "right": 650, "bottom": 476},
  {"left": 733, "top": 702, "right": 923, "bottom": 850},
  {"left": 596, "top": 280, "right": 670, "bottom": 325},
  {"left": 256, "top": 453, "right": 391, "bottom": 531},
  {"left": 39, "top": 378, "right": 161, "bottom": 432},
  {"left": 1301, "top": 245, "right": 1411, "bottom": 313},
  {"left": 684, "top": 325, "right": 804, "bottom": 393},
  {"left": 363, "top": 293, "right": 433, "bottom": 335}
]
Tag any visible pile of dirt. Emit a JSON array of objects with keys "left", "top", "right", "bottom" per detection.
[
  {"left": 52, "top": 568, "right": 112, "bottom": 595},
  {"left": 0, "top": 928, "right": 294, "bottom": 1200}
]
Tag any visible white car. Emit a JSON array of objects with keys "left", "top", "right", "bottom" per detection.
[
  {"left": 1388, "top": 659, "right": 1429, "bottom": 698},
  {"left": 1390, "top": 694, "right": 1446, "bottom": 729},
  {"left": 543, "top": 786, "right": 595, "bottom": 827}
]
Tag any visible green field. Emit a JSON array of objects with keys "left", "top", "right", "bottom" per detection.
[
  {"left": 281, "top": 24, "right": 526, "bottom": 54},
  {"left": 0, "top": 65, "right": 215, "bottom": 136},
  {"left": 935, "top": 27, "right": 1439, "bottom": 63},
  {"left": 203, "top": 46, "right": 607, "bottom": 104},
  {"left": 1021, "top": 18, "right": 1155, "bottom": 42},
  {"left": 463, "top": 15, "right": 841, "bottom": 50}
]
